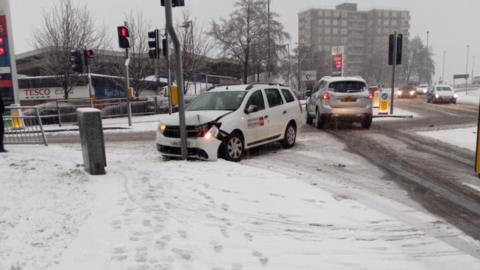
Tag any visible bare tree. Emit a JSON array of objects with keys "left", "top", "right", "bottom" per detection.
[
  {"left": 210, "top": 0, "right": 260, "bottom": 83},
  {"left": 176, "top": 12, "right": 214, "bottom": 92},
  {"left": 32, "top": 0, "right": 107, "bottom": 99}
]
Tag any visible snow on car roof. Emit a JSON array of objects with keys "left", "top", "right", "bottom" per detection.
[{"left": 321, "top": 76, "right": 367, "bottom": 83}]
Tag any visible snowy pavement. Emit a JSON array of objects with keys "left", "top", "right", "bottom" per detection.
[
  {"left": 455, "top": 88, "right": 480, "bottom": 105},
  {"left": 2, "top": 138, "right": 480, "bottom": 269},
  {"left": 417, "top": 126, "right": 477, "bottom": 152}
]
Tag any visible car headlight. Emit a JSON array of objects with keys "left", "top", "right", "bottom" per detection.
[
  {"left": 454, "top": 94, "right": 458, "bottom": 98},
  {"left": 159, "top": 124, "right": 167, "bottom": 133},
  {"left": 423, "top": 89, "right": 428, "bottom": 93},
  {"left": 435, "top": 94, "right": 439, "bottom": 98},
  {"left": 397, "top": 91, "right": 403, "bottom": 96},
  {"left": 410, "top": 90, "right": 415, "bottom": 95},
  {"left": 204, "top": 125, "right": 219, "bottom": 140}
]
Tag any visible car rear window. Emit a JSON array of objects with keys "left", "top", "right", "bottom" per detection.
[
  {"left": 328, "top": 81, "right": 366, "bottom": 93},
  {"left": 281, "top": 89, "right": 295, "bottom": 103},
  {"left": 265, "top": 89, "right": 284, "bottom": 108}
]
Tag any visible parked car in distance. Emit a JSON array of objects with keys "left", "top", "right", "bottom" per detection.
[
  {"left": 156, "top": 83, "right": 303, "bottom": 162},
  {"left": 397, "top": 84, "right": 417, "bottom": 98},
  {"left": 426, "top": 85, "right": 458, "bottom": 104},
  {"left": 306, "top": 76, "right": 373, "bottom": 129},
  {"left": 417, "top": 84, "right": 429, "bottom": 95}
]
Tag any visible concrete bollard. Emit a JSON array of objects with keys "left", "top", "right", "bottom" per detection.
[{"left": 77, "top": 108, "right": 106, "bottom": 175}]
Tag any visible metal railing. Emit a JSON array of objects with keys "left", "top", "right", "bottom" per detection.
[
  {"left": 3, "top": 106, "right": 48, "bottom": 146},
  {"left": 34, "top": 97, "right": 171, "bottom": 127}
]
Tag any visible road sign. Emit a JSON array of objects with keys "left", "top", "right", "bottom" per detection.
[
  {"left": 301, "top": 70, "right": 316, "bottom": 81},
  {"left": 379, "top": 91, "right": 390, "bottom": 114},
  {"left": 454, "top": 74, "right": 469, "bottom": 79}
]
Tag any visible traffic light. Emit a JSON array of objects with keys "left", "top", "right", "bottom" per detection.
[
  {"left": 117, "top": 26, "right": 130, "bottom": 49},
  {"left": 71, "top": 50, "right": 83, "bottom": 73},
  {"left": 83, "top": 49, "right": 94, "bottom": 67},
  {"left": 148, "top": 30, "right": 160, "bottom": 59},
  {"left": 161, "top": 0, "right": 185, "bottom": 7},
  {"left": 388, "top": 33, "right": 403, "bottom": 65},
  {"left": 162, "top": 38, "right": 169, "bottom": 57}
]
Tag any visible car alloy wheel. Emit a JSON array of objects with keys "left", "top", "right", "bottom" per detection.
[
  {"left": 225, "top": 134, "right": 244, "bottom": 162},
  {"left": 282, "top": 124, "right": 296, "bottom": 149}
]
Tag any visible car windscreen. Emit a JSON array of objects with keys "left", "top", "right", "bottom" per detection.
[
  {"left": 329, "top": 81, "right": 366, "bottom": 93},
  {"left": 187, "top": 91, "right": 247, "bottom": 111},
  {"left": 436, "top": 87, "right": 452, "bottom": 91}
]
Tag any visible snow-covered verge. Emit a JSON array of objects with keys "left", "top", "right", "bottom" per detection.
[
  {"left": 417, "top": 126, "right": 477, "bottom": 152},
  {"left": 454, "top": 88, "right": 480, "bottom": 105},
  {"left": 1, "top": 142, "right": 480, "bottom": 270}
]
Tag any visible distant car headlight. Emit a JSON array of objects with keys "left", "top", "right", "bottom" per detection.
[
  {"left": 409, "top": 90, "right": 415, "bottom": 95},
  {"left": 397, "top": 91, "right": 403, "bottom": 96},
  {"left": 423, "top": 89, "right": 428, "bottom": 93},
  {"left": 435, "top": 94, "right": 439, "bottom": 99},
  {"left": 454, "top": 94, "right": 458, "bottom": 98}
]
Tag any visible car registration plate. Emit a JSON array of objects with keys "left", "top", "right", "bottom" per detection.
[
  {"left": 341, "top": 97, "right": 357, "bottom": 102},
  {"left": 172, "top": 141, "right": 193, "bottom": 147}
]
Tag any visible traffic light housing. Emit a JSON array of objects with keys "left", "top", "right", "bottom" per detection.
[
  {"left": 83, "top": 49, "right": 94, "bottom": 67},
  {"left": 161, "top": 0, "right": 185, "bottom": 7},
  {"left": 117, "top": 26, "right": 130, "bottom": 49},
  {"left": 162, "top": 38, "right": 168, "bottom": 57},
  {"left": 0, "top": 37, "right": 5, "bottom": 57},
  {"left": 148, "top": 30, "right": 160, "bottom": 59},
  {"left": 71, "top": 50, "right": 83, "bottom": 73}
]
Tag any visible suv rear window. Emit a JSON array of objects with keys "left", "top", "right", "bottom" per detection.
[
  {"left": 281, "top": 89, "right": 295, "bottom": 103},
  {"left": 329, "top": 81, "right": 366, "bottom": 93},
  {"left": 265, "top": 89, "right": 284, "bottom": 108}
]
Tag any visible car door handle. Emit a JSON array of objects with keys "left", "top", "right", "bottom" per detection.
[{"left": 283, "top": 110, "right": 287, "bottom": 115}]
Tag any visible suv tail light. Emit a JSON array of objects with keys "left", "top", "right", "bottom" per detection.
[
  {"left": 368, "top": 92, "right": 373, "bottom": 100},
  {"left": 323, "top": 92, "right": 330, "bottom": 101}
]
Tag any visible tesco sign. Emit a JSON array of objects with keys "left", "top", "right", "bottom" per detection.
[{"left": 20, "top": 86, "right": 90, "bottom": 101}]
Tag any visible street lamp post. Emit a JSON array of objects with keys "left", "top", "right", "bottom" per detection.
[
  {"left": 267, "top": 0, "right": 271, "bottom": 81},
  {"left": 426, "top": 31, "right": 430, "bottom": 84},
  {"left": 466, "top": 45, "right": 470, "bottom": 95},
  {"left": 441, "top": 50, "right": 446, "bottom": 84}
]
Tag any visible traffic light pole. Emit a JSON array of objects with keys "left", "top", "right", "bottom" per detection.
[
  {"left": 390, "top": 32, "right": 397, "bottom": 115},
  {"left": 165, "top": 29, "right": 173, "bottom": 114},
  {"left": 164, "top": 0, "right": 187, "bottom": 160},
  {"left": 124, "top": 23, "right": 132, "bottom": 127}
]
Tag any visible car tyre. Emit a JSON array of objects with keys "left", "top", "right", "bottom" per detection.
[
  {"left": 314, "top": 109, "right": 325, "bottom": 129},
  {"left": 306, "top": 108, "right": 313, "bottom": 125},
  {"left": 361, "top": 116, "right": 372, "bottom": 129},
  {"left": 282, "top": 123, "right": 297, "bottom": 149},
  {"left": 223, "top": 132, "right": 244, "bottom": 162}
]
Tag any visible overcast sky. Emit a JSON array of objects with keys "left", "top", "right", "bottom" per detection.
[{"left": 8, "top": 0, "right": 480, "bottom": 83}]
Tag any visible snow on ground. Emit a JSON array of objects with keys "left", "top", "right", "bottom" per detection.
[
  {"left": 417, "top": 126, "right": 477, "bottom": 152},
  {"left": 2, "top": 142, "right": 480, "bottom": 270},
  {"left": 373, "top": 107, "right": 418, "bottom": 121},
  {"left": 454, "top": 88, "right": 480, "bottom": 105}
]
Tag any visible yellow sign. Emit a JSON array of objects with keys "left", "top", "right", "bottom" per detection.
[
  {"left": 127, "top": 87, "right": 134, "bottom": 99},
  {"left": 170, "top": 85, "right": 179, "bottom": 107},
  {"left": 379, "top": 92, "right": 390, "bottom": 114},
  {"left": 11, "top": 105, "right": 24, "bottom": 129}
]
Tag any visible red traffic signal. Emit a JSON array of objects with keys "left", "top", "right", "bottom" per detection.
[
  {"left": 0, "top": 47, "right": 4, "bottom": 57},
  {"left": 117, "top": 26, "right": 130, "bottom": 49},
  {"left": 84, "top": 49, "right": 94, "bottom": 58},
  {"left": 0, "top": 37, "right": 4, "bottom": 46}
]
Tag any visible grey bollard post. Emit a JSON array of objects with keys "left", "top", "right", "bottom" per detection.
[{"left": 77, "top": 108, "right": 106, "bottom": 175}]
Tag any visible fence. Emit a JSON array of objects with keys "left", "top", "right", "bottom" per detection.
[
  {"left": 35, "top": 97, "right": 171, "bottom": 127},
  {"left": 3, "top": 106, "right": 48, "bottom": 146}
]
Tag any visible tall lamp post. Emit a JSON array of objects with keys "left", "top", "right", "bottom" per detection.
[
  {"left": 466, "top": 45, "right": 470, "bottom": 95},
  {"left": 426, "top": 30, "right": 430, "bottom": 84},
  {"left": 441, "top": 50, "right": 446, "bottom": 84}
]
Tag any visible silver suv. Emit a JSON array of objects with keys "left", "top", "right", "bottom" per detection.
[{"left": 306, "top": 76, "right": 373, "bottom": 129}]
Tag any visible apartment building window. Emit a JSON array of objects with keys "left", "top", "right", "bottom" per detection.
[
  {"left": 333, "top": 28, "right": 339, "bottom": 35},
  {"left": 391, "top": 20, "right": 398, "bottom": 26},
  {"left": 325, "top": 28, "right": 331, "bottom": 34},
  {"left": 325, "top": 19, "right": 331, "bottom": 26},
  {"left": 392, "top": 12, "right": 398, "bottom": 18},
  {"left": 325, "top": 10, "right": 331, "bottom": 17},
  {"left": 318, "top": 10, "right": 323, "bottom": 16},
  {"left": 342, "top": 20, "right": 347, "bottom": 27},
  {"left": 341, "top": 37, "right": 347, "bottom": 44},
  {"left": 341, "top": 28, "right": 348, "bottom": 35},
  {"left": 384, "top": 20, "right": 389, "bottom": 26},
  {"left": 333, "top": 19, "right": 338, "bottom": 26},
  {"left": 383, "top": 11, "right": 390, "bottom": 17}
]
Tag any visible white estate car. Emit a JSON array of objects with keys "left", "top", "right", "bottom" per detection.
[{"left": 156, "top": 84, "right": 303, "bottom": 161}]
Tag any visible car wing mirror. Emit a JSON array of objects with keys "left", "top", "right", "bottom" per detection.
[{"left": 245, "top": 105, "right": 259, "bottom": 114}]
